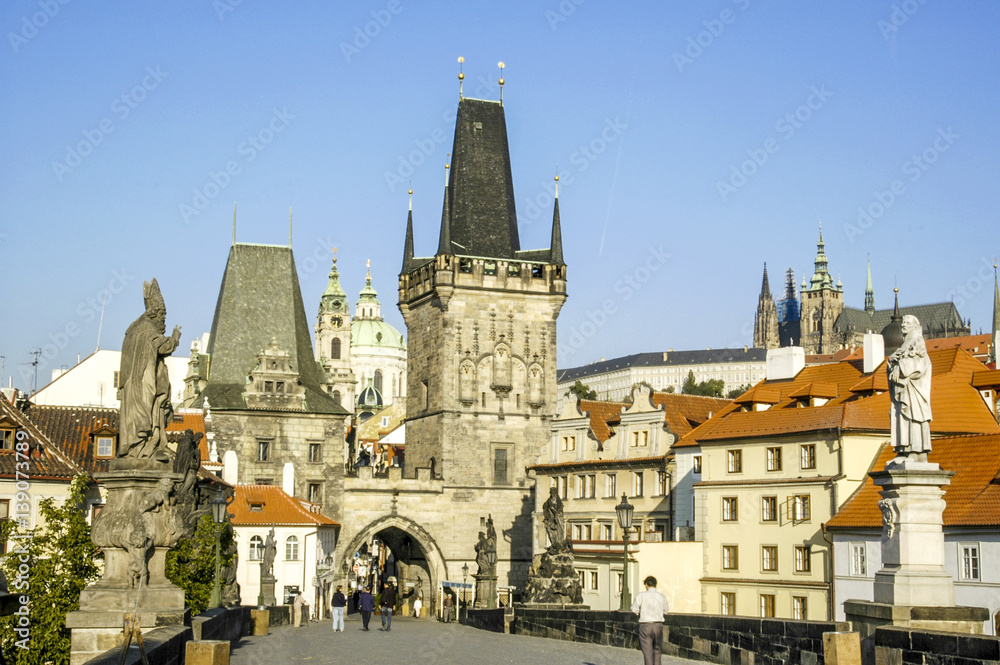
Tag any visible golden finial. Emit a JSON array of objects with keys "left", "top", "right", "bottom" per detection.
[
  {"left": 408, "top": 188, "right": 413, "bottom": 211},
  {"left": 498, "top": 61, "right": 505, "bottom": 104},
  {"left": 894, "top": 287, "right": 899, "bottom": 294},
  {"left": 458, "top": 56, "right": 465, "bottom": 98},
  {"left": 444, "top": 154, "right": 450, "bottom": 186},
  {"left": 366, "top": 258, "right": 371, "bottom": 280},
  {"left": 554, "top": 174, "right": 559, "bottom": 198},
  {"left": 332, "top": 246, "right": 338, "bottom": 262}
]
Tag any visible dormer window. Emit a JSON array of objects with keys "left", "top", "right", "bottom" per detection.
[
  {"left": 0, "top": 428, "right": 14, "bottom": 452},
  {"left": 96, "top": 436, "right": 115, "bottom": 458},
  {"left": 249, "top": 502, "right": 264, "bottom": 512}
]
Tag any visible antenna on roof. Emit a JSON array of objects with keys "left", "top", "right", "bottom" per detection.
[
  {"left": 457, "top": 56, "right": 465, "bottom": 99},
  {"left": 498, "top": 61, "right": 505, "bottom": 105},
  {"left": 288, "top": 207, "right": 293, "bottom": 247},
  {"left": 232, "top": 202, "right": 237, "bottom": 245}
]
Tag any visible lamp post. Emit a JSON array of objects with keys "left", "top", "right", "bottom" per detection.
[
  {"left": 209, "top": 490, "right": 229, "bottom": 609},
  {"left": 615, "top": 492, "right": 634, "bottom": 612},
  {"left": 461, "top": 562, "right": 469, "bottom": 621},
  {"left": 485, "top": 545, "right": 497, "bottom": 609}
]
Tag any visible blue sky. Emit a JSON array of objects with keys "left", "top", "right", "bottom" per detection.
[{"left": 2, "top": 1, "right": 998, "bottom": 391}]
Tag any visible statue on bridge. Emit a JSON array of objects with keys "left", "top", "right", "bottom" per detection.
[{"left": 887, "top": 314, "right": 933, "bottom": 463}]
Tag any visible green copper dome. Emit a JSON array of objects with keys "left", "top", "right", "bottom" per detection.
[{"left": 351, "top": 319, "right": 407, "bottom": 351}]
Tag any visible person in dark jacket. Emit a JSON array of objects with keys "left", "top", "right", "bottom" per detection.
[
  {"left": 359, "top": 586, "right": 375, "bottom": 631},
  {"left": 380, "top": 582, "right": 397, "bottom": 631},
  {"left": 330, "top": 585, "right": 347, "bottom": 632}
]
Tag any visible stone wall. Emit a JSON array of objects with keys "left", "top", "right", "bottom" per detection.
[
  {"left": 465, "top": 608, "right": 506, "bottom": 633},
  {"left": 191, "top": 606, "right": 251, "bottom": 641},
  {"left": 875, "top": 626, "right": 1000, "bottom": 664},
  {"left": 506, "top": 607, "right": 849, "bottom": 665}
]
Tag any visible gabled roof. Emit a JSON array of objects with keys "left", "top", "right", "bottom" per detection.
[
  {"left": 0, "top": 396, "right": 84, "bottom": 481},
  {"left": 578, "top": 399, "right": 626, "bottom": 443},
  {"left": 650, "top": 392, "right": 729, "bottom": 439},
  {"left": 827, "top": 433, "right": 1000, "bottom": 529},
  {"left": 228, "top": 484, "right": 339, "bottom": 527},
  {"left": 678, "top": 347, "right": 999, "bottom": 447},
  {"left": 197, "top": 244, "right": 348, "bottom": 415}
]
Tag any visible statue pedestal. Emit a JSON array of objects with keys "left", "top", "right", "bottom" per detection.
[
  {"left": 259, "top": 574, "right": 277, "bottom": 607},
  {"left": 67, "top": 462, "right": 195, "bottom": 665},
  {"left": 474, "top": 574, "right": 497, "bottom": 609},
  {"left": 871, "top": 461, "right": 954, "bottom": 606},
  {"left": 523, "top": 549, "right": 583, "bottom": 605}
]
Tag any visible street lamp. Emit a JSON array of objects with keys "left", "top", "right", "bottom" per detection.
[
  {"left": 209, "top": 489, "right": 229, "bottom": 609},
  {"left": 461, "top": 562, "right": 469, "bottom": 620},
  {"left": 485, "top": 544, "right": 497, "bottom": 609},
  {"left": 615, "top": 493, "right": 634, "bottom": 611}
]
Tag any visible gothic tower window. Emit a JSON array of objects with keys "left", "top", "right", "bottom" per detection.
[
  {"left": 331, "top": 337, "right": 341, "bottom": 360},
  {"left": 374, "top": 369, "right": 383, "bottom": 393}
]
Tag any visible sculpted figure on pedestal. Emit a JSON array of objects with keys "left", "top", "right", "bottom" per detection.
[{"left": 887, "top": 314, "right": 933, "bottom": 462}]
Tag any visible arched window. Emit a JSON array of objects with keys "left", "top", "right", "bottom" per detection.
[
  {"left": 333, "top": 390, "right": 341, "bottom": 406},
  {"left": 285, "top": 536, "right": 299, "bottom": 561},
  {"left": 331, "top": 338, "right": 341, "bottom": 360},
  {"left": 374, "top": 369, "right": 383, "bottom": 393},
  {"left": 249, "top": 536, "right": 263, "bottom": 560}
]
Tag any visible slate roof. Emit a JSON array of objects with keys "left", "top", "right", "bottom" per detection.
[
  {"left": 834, "top": 302, "right": 966, "bottom": 336},
  {"left": 440, "top": 98, "right": 520, "bottom": 260},
  {"left": 0, "top": 396, "right": 83, "bottom": 481},
  {"left": 677, "top": 347, "right": 999, "bottom": 447},
  {"left": 196, "top": 244, "right": 348, "bottom": 415},
  {"left": 826, "top": 433, "right": 1000, "bottom": 529},
  {"left": 25, "top": 405, "right": 210, "bottom": 473},
  {"left": 558, "top": 348, "right": 767, "bottom": 384},
  {"left": 228, "top": 484, "right": 339, "bottom": 527}
]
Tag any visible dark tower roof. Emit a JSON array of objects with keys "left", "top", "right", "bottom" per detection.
[
  {"left": 438, "top": 98, "right": 520, "bottom": 259},
  {"left": 550, "top": 187, "right": 563, "bottom": 265},
  {"left": 401, "top": 208, "right": 415, "bottom": 274},
  {"left": 881, "top": 289, "right": 905, "bottom": 351},
  {"left": 198, "top": 243, "right": 348, "bottom": 415},
  {"left": 760, "top": 263, "right": 773, "bottom": 299}
]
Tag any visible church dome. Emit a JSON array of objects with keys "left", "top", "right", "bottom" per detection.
[
  {"left": 357, "top": 381, "right": 383, "bottom": 409},
  {"left": 350, "top": 319, "right": 407, "bottom": 351},
  {"left": 881, "top": 289, "right": 904, "bottom": 351}
]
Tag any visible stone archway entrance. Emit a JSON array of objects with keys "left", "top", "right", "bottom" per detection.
[{"left": 340, "top": 515, "right": 447, "bottom": 616}]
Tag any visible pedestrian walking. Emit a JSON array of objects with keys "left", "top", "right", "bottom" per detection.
[
  {"left": 631, "top": 576, "right": 668, "bottom": 665},
  {"left": 380, "top": 581, "right": 397, "bottom": 631},
  {"left": 413, "top": 594, "right": 422, "bottom": 618},
  {"left": 359, "top": 586, "right": 375, "bottom": 631},
  {"left": 442, "top": 592, "right": 453, "bottom": 622},
  {"left": 292, "top": 591, "right": 306, "bottom": 628},
  {"left": 331, "top": 585, "right": 347, "bottom": 632}
]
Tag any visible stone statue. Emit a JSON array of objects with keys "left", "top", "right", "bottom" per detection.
[
  {"left": 220, "top": 521, "right": 241, "bottom": 606},
  {"left": 261, "top": 527, "right": 277, "bottom": 578},
  {"left": 542, "top": 488, "right": 568, "bottom": 553},
  {"left": 887, "top": 314, "right": 933, "bottom": 462},
  {"left": 474, "top": 532, "right": 489, "bottom": 574},
  {"left": 118, "top": 278, "right": 181, "bottom": 460},
  {"left": 172, "top": 429, "right": 203, "bottom": 505}
]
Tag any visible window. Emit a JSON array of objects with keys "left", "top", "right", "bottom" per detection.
[
  {"left": 601, "top": 523, "right": 613, "bottom": 540},
  {"left": 617, "top": 572, "right": 624, "bottom": 593},
  {"left": 721, "top": 592, "right": 736, "bottom": 616},
  {"left": 493, "top": 448, "right": 509, "bottom": 484},
  {"left": 655, "top": 471, "right": 668, "bottom": 496},
  {"left": 605, "top": 473, "right": 617, "bottom": 498},
  {"left": 285, "top": 536, "right": 299, "bottom": 561},
  {"left": 590, "top": 571, "right": 599, "bottom": 591},
  {"left": 275, "top": 381, "right": 284, "bottom": 393},
  {"left": 573, "top": 524, "right": 592, "bottom": 541},
  {"left": 762, "top": 546, "right": 778, "bottom": 572},
  {"left": 632, "top": 471, "right": 644, "bottom": 497},
  {"left": 759, "top": 594, "right": 776, "bottom": 618},
  {"left": 800, "top": 444, "right": 816, "bottom": 470},
  {"left": 795, "top": 546, "right": 811, "bottom": 573},
  {"left": 722, "top": 545, "right": 739, "bottom": 570},
  {"left": 766, "top": 447, "right": 782, "bottom": 471},
  {"left": 630, "top": 430, "right": 648, "bottom": 447},
  {"left": 761, "top": 496, "right": 777, "bottom": 522},
  {"left": 692, "top": 455, "right": 702, "bottom": 474},
  {"left": 113, "top": 370, "right": 120, "bottom": 389},
  {"left": 791, "top": 495, "right": 811, "bottom": 522},
  {"left": 0, "top": 429, "right": 14, "bottom": 451},
  {"left": 331, "top": 337, "right": 341, "bottom": 359},
  {"left": 257, "top": 440, "right": 270, "bottom": 462},
  {"left": 727, "top": 449, "right": 742, "bottom": 473},
  {"left": 332, "top": 390, "right": 341, "bottom": 406},
  {"left": 308, "top": 443, "right": 321, "bottom": 463},
  {"left": 576, "top": 474, "right": 596, "bottom": 499},
  {"left": 249, "top": 502, "right": 263, "bottom": 512},
  {"left": 249, "top": 535, "right": 263, "bottom": 560},
  {"left": 722, "top": 497, "right": 739, "bottom": 522},
  {"left": 578, "top": 570, "right": 586, "bottom": 587},
  {"left": 264, "top": 381, "right": 273, "bottom": 392},
  {"left": 850, "top": 543, "right": 867, "bottom": 576},
  {"left": 961, "top": 544, "right": 980, "bottom": 580},
  {"left": 374, "top": 370, "right": 383, "bottom": 394},
  {"left": 793, "top": 596, "right": 808, "bottom": 620},
  {"left": 560, "top": 435, "right": 576, "bottom": 452},
  {"left": 308, "top": 483, "right": 321, "bottom": 504},
  {"left": 554, "top": 475, "right": 568, "bottom": 500},
  {"left": 95, "top": 436, "right": 115, "bottom": 458}
]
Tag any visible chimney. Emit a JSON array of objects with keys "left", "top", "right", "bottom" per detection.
[
  {"left": 282, "top": 462, "right": 295, "bottom": 496},
  {"left": 222, "top": 450, "right": 238, "bottom": 485},
  {"left": 863, "top": 332, "right": 885, "bottom": 374},
  {"left": 662, "top": 352, "right": 668, "bottom": 362},
  {"left": 766, "top": 347, "right": 805, "bottom": 381}
]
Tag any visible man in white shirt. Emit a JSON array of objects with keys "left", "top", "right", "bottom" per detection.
[{"left": 630, "top": 576, "right": 668, "bottom": 665}]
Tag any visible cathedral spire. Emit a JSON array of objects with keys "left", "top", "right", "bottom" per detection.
[
  {"left": 549, "top": 175, "right": 563, "bottom": 265},
  {"left": 865, "top": 256, "right": 875, "bottom": 315},
  {"left": 804, "top": 223, "right": 836, "bottom": 293},
  {"left": 760, "top": 262, "right": 772, "bottom": 298},
  {"left": 402, "top": 190, "right": 415, "bottom": 274}
]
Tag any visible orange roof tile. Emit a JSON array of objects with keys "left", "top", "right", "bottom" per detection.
[
  {"left": 972, "top": 369, "right": 1000, "bottom": 389},
  {"left": 228, "top": 484, "right": 340, "bottom": 526},
  {"left": 788, "top": 382, "right": 839, "bottom": 400},
  {"left": 579, "top": 399, "right": 626, "bottom": 442},
  {"left": 924, "top": 334, "right": 993, "bottom": 359},
  {"left": 25, "top": 404, "right": 120, "bottom": 474},
  {"left": 650, "top": 392, "right": 729, "bottom": 438},
  {"left": 827, "top": 433, "right": 1000, "bottom": 529},
  {"left": 1, "top": 397, "right": 84, "bottom": 481}
]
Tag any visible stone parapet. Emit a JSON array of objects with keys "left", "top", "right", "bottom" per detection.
[
  {"left": 874, "top": 625, "right": 1000, "bottom": 665},
  {"left": 845, "top": 600, "right": 988, "bottom": 664}
]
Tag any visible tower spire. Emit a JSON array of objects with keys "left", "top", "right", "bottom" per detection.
[
  {"left": 760, "top": 262, "right": 772, "bottom": 298},
  {"left": 402, "top": 190, "right": 415, "bottom": 274},
  {"left": 437, "top": 161, "right": 452, "bottom": 255},
  {"left": 458, "top": 56, "right": 465, "bottom": 99},
  {"left": 865, "top": 255, "right": 875, "bottom": 315},
  {"left": 550, "top": 175, "right": 563, "bottom": 265}
]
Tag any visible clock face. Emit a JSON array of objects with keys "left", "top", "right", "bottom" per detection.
[{"left": 332, "top": 316, "right": 343, "bottom": 328}]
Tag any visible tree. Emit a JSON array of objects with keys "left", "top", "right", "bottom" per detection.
[
  {"left": 0, "top": 475, "right": 101, "bottom": 665},
  {"left": 165, "top": 513, "right": 236, "bottom": 616},
  {"left": 726, "top": 384, "right": 751, "bottom": 399},
  {"left": 566, "top": 380, "right": 597, "bottom": 401},
  {"left": 682, "top": 370, "right": 725, "bottom": 398}
]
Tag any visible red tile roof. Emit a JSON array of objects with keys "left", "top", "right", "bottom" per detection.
[
  {"left": 826, "top": 433, "right": 1000, "bottom": 529},
  {"left": 0, "top": 396, "right": 84, "bottom": 481},
  {"left": 228, "top": 484, "right": 339, "bottom": 526},
  {"left": 650, "top": 392, "right": 730, "bottom": 438},
  {"left": 924, "top": 334, "right": 993, "bottom": 360},
  {"left": 578, "top": 399, "right": 626, "bottom": 443}
]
